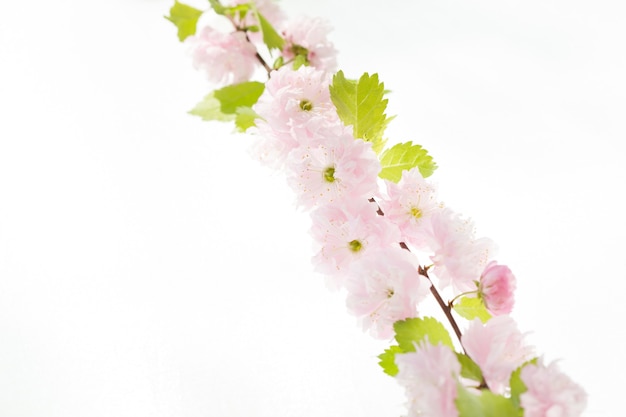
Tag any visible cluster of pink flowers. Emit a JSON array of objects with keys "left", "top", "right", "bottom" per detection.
[
  {"left": 171, "top": 1, "right": 588, "bottom": 416},
  {"left": 186, "top": 2, "right": 337, "bottom": 88},
  {"left": 253, "top": 66, "right": 428, "bottom": 337},
  {"left": 250, "top": 63, "right": 586, "bottom": 416},
  {"left": 251, "top": 64, "right": 521, "bottom": 341}
]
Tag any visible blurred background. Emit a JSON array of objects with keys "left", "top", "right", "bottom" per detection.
[{"left": 1, "top": 0, "right": 624, "bottom": 415}]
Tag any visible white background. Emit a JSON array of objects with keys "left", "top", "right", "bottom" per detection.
[{"left": 1, "top": 0, "right": 625, "bottom": 416}]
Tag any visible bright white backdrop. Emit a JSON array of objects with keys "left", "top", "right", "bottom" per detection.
[{"left": 1, "top": 0, "right": 624, "bottom": 416}]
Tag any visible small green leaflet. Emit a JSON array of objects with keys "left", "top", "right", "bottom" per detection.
[
  {"left": 165, "top": 1, "right": 203, "bottom": 42},
  {"left": 208, "top": 0, "right": 251, "bottom": 22},
  {"left": 292, "top": 54, "right": 308, "bottom": 70},
  {"left": 213, "top": 81, "right": 265, "bottom": 114},
  {"left": 378, "top": 141, "right": 437, "bottom": 182},
  {"left": 456, "top": 353, "right": 483, "bottom": 382},
  {"left": 394, "top": 316, "right": 454, "bottom": 352},
  {"left": 456, "top": 385, "right": 519, "bottom": 417},
  {"left": 235, "top": 107, "right": 260, "bottom": 132},
  {"left": 509, "top": 358, "right": 537, "bottom": 409},
  {"left": 255, "top": 9, "right": 284, "bottom": 51},
  {"left": 378, "top": 345, "right": 403, "bottom": 376},
  {"left": 189, "top": 82, "right": 264, "bottom": 126},
  {"left": 453, "top": 296, "right": 492, "bottom": 324},
  {"left": 189, "top": 92, "right": 236, "bottom": 122},
  {"left": 329, "top": 71, "right": 391, "bottom": 154}
]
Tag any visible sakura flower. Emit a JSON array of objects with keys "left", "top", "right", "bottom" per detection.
[
  {"left": 345, "top": 247, "right": 431, "bottom": 339},
  {"left": 281, "top": 16, "right": 337, "bottom": 72},
  {"left": 478, "top": 261, "right": 516, "bottom": 315},
  {"left": 425, "top": 207, "right": 497, "bottom": 293},
  {"left": 285, "top": 131, "right": 381, "bottom": 210},
  {"left": 310, "top": 199, "right": 400, "bottom": 289},
  {"left": 520, "top": 360, "right": 587, "bottom": 417},
  {"left": 255, "top": 66, "right": 339, "bottom": 134},
  {"left": 379, "top": 167, "right": 442, "bottom": 250},
  {"left": 395, "top": 341, "right": 461, "bottom": 417},
  {"left": 462, "top": 316, "right": 534, "bottom": 394},
  {"left": 251, "top": 66, "right": 342, "bottom": 168},
  {"left": 186, "top": 27, "right": 258, "bottom": 86}
]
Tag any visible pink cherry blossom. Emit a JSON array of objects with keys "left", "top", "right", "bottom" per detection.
[
  {"left": 186, "top": 27, "right": 258, "bottom": 86},
  {"left": 379, "top": 167, "right": 442, "bottom": 250},
  {"left": 255, "top": 66, "right": 339, "bottom": 133},
  {"left": 520, "top": 360, "right": 587, "bottom": 417},
  {"left": 345, "top": 248, "right": 431, "bottom": 339},
  {"left": 395, "top": 341, "right": 460, "bottom": 417},
  {"left": 251, "top": 66, "right": 342, "bottom": 168},
  {"left": 285, "top": 131, "right": 381, "bottom": 210},
  {"left": 478, "top": 261, "right": 516, "bottom": 315},
  {"left": 281, "top": 16, "right": 338, "bottom": 72},
  {"left": 461, "top": 316, "right": 534, "bottom": 394},
  {"left": 425, "top": 207, "right": 497, "bottom": 293},
  {"left": 309, "top": 199, "right": 400, "bottom": 289}
]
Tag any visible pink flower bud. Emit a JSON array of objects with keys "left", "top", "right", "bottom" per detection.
[{"left": 479, "top": 261, "right": 516, "bottom": 315}]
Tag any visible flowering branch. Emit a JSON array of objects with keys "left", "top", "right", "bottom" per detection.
[
  {"left": 372, "top": 195, "right": 465, "bottom": 351},
  {"left": 244, "top": 31, "right": 272, "bottom": 75},
  {"left": 165, "top": 1, "right": 588, "bottom": 416},
  {"left": 419, "top": 265, "right": 463, "bottom": 346}
]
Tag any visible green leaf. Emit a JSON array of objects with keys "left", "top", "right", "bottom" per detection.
[
  {"left": 378, "top": 141, "right": 437, "bottom": 182},
  {"left": 378, "top": 345, "right": 403, "bottom": 376},
  {"left": 394, "top": 317, "right": 454, "bottom": 352},
  {"left": 213, "top": 81, "right": 265, "bottom": 114},
  {"left": 208, "top": 0, "right": 252, "bottom": 23},
  {"left": 456, "top": 386, "right": 519, "bottom": 417},
  {"left": 292, "top": 54, "right": 308, "bottom": 70},
  {"left": 165, "top": 1, "right": 203, "bottom": 42},
  {"left": 453, "top": 296, "right": 492, "bottom": 324},
  {"left": 329, "top": 71, "right": 391, "bottom": 154},
  {"left": 255, "top": 10, "right": 284, "bottom": 51},
  {"left": 509, "top": 358, "right": 538, "bottom": 409},
  {"left": 235, "top": 106, "right": 260, "bottom": 132},
  {"left": 189, "top": 92, "right": 235, "bottom": 122},
  {"left": 456, "top": 353, "right": 483, "bottom": 382}
]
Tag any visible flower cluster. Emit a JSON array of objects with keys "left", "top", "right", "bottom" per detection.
[{"left": 167, "top": 1, "right": 587, "bottom": 416}]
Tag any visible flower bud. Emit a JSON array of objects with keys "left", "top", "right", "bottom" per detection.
[{"left": 478, "top": 261, "right": 516, "bottom": 315}]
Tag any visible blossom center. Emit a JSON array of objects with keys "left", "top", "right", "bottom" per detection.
[
  {"left": 348, "top": 239, "right": 362, "bottom": 252},
  {"left": 291, "top": 44, "right": 309, "bottom": 58},
  {"left": 386, "top": 288, "right": 394, "bottom": 298},
  {"left": 299, "top": 99, "right": 313, "bottom": 111},
  {"left": 410, "top": 206, "right": 422, "bottom": 219},
  {"left": 323, "top": 166, "right": 336, "bottom": 183}
]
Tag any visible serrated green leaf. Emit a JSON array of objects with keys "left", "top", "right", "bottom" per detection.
[
  {"left": 378, "top": 141, "right": 437, "bottom": 182},
  {"left": 509, "top": 358, "right": 538, "bottom": 409},
  {"left": 213, "top": 81, "right": 265, "bottom": 114},
  {"left": 329, "top": 71, "right": 391, "bottom": 154},
  {"left": 254, "top": 10, "right": 284, "bottom": 50},
  {"left": 378, "top": 345, "right": 403, "bottom": 376},
  {"left": 453, "top": 296, "right": 492, "bottom": 324},
  {"left": 189, "top": 92, "right": 235, "bottom": 122},
  {"left": 456, "top": 386, "right": 519, "bottom": 417},
  {"left": 165, "top": 1, "right": 203, "bottom": 42},
  {"left": 235, "top": 106, "right": 260, "bottom": 132},
  {"left": 456, "top": 353, "right": 484, "bottom": 382},
  {"left": 394, "top": 317, "right": 454, "bottom": 352}
]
